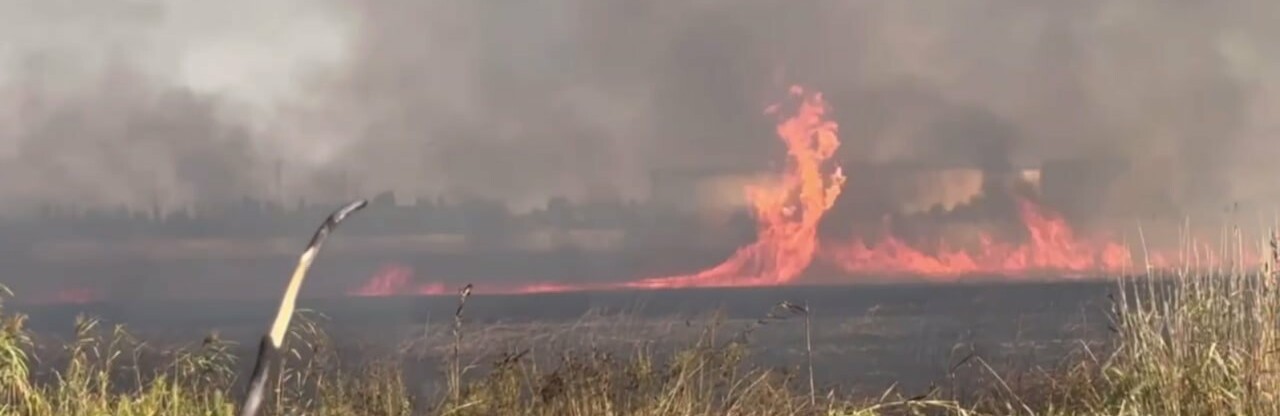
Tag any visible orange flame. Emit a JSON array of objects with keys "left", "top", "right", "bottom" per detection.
[
  {"left": 55, "top": 287, "right": 99, "bottom": 304},
  {"left": 344, "top": 85, "right": 1232, "bottom": 298},
  {"left": 350, "top": 264, "right": 447, "bottom": 296},
  {"left": 349, "top": 262, "right": 614, "bottom": 296},
  {"left": 30, "top": 286, "right": 101, "bottom": 305},
  {"left": 825, "top": 198, "right": 1136, "bottom": 279},
  {"left": 626, "top": 86, "right": 846, "bottom": 288}
]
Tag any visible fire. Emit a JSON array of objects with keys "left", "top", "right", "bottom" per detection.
[
  {"left": 350, "top": 264, "right": 447, "bottom": 296},
  {"left": 623, "top": 85, "right": 1155, "bottom": 286},
  {"left": 349, "top": 265, "right": 609, "bottom": 296},
  {"left": 56, "top": 287, "right": 99, "bottom": 304},
  {"left": 626, "top": 86, "right": 846, "bottom": 288},
  {"left": 825, "top": 198, "right": 1136, "bottom": 279},
  {"left": 344, "top": 84, "right": 1219, "bottom": 298},
  {"left": 31, "top": 286, "right": 101, "bottom": 305}
]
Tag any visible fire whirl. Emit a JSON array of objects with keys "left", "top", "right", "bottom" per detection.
[
  {"left": 345, "top": 85, "right": 1184, "bottom": 296},
  {"left": 625, "top": 85, "right": 846, "bottom": 288},
  {"left": 626, "top": 85, "right": 1150, "bottom": 288}
]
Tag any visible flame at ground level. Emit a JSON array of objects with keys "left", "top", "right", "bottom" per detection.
[
  {"left": 347, "top": 264, "right": 617, "bottom": 297},
  {"left": 337, "top": 85, "right": 1254, "bottom": 297},
  {"left": 824, "top": 198, "right": 1138, "bottom": 280},
  {"left": 352, "top": 264, "right": 447, "bottom": 296}
]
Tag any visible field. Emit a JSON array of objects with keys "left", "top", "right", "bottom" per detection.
[{"left": 1, "top": 241, "right": 1276, "bottom": 415}]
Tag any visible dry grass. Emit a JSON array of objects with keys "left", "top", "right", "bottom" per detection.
[
  {"left": 1, "top": 231, "right": 1276, "bottom": 415},
  {"left": 1007, "top": 229, "right": 1280, "bottom": 416},
  {"left": 0, "top": 305, "right": 413, "bottom": 416},
  {"left": 0, "top": 285, "right": 966, "bottom": 416},
  {"left": 1114, "top": 232, "right": 1274, "bottom": 414}
]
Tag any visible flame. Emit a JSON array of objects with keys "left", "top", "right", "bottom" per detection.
[
  {"left": 350, "top": 264, "right": 447, "bottom": 296},
  {"left": 349, "top": 261, "right": 617, "bottom": 296},
  {"left": 55, "top": 287, "right": 99, "bottom": 304},
  {"left": 30, "top": 286, "right": 101, "bottom": 305},
  {"left": 343, "top": 85, "right": 1239, "bottom": 299},
  {"left": 626, "top": 86, "right": 845, "bottom": 288},
  {"left": 825, "top": 198, "right": 1137, "bottom": 279}
]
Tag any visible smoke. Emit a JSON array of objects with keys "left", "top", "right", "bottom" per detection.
[
  {"left": 812, "top": 0, "right": 1280, "bottom": 220},
  {"left": 0, "top": 0, "right": 349, "bottom": 214},
  {"left": 3, "top": 0, "right": 1280, "bottom": 217}
]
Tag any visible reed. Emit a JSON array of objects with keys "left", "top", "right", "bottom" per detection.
[{"left": 2, "top": 213, "right": 1273, "bottom": 414}]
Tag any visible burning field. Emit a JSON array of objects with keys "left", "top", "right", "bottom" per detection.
[
  {"left": 341, "top": 85, "right": 1215, "bottom": 298},
  {"left": 8, "top": 0, "right": 1280, "bottom": 413},
  {"left": 22, "top": 84, "right": 1253, "bottom": 305},
  {"left": 2, "top": 85, "right": 1275, "bottom": 414},
  {"left": 2, "top": 83, "right": 1271, "bottom": 415}
]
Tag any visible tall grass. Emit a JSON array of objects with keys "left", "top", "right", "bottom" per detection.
[
  {"left": 1029, "top": 229, "right": 1280, "bottom": 415},
  {"left": 0, "top": 284, "right": 963, "bottom": 415},
  {"left": 1, "top": 231, "right": 1275, "bottom": 415},
  {"left": 0, "top": 303, "right": 412, "bottom": 416}
]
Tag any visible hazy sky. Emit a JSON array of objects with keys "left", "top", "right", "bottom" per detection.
[{"left": 1, "top": 0, "right": 1278, "bottom": 217}]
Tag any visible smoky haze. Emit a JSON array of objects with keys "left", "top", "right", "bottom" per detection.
[{"left": 1, "top": 0, "right": 1278, "bottom": 218}]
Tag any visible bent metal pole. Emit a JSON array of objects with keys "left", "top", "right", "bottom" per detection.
[{"left": 239, "top": 199, "right": 369, "bottom": 416}]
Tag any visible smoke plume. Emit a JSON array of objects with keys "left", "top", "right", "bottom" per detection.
[{"left": 2, "top": 0, "right": 1279, "bottom": 218}]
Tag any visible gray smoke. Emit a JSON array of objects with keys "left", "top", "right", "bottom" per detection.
[{"left": 3, "top": 0, "right": 1279, "bottom": 217}]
